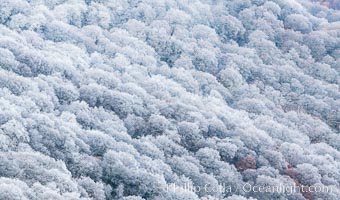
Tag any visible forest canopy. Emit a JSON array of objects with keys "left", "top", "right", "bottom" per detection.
[{"left": 0, "top": 0, "right": 339, "bottom": 199}]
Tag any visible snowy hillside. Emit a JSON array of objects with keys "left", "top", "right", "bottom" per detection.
[{"left": 0, "top": 0, "right": 339, "bottom": 199}]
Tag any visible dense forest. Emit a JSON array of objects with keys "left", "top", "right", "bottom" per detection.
[{"left": 0, "top": 0, "right": 339, "bottom": 199}]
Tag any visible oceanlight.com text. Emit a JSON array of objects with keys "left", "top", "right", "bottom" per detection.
[{"left": 166, "top": 183, "right": 334, "bottom": 195}]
